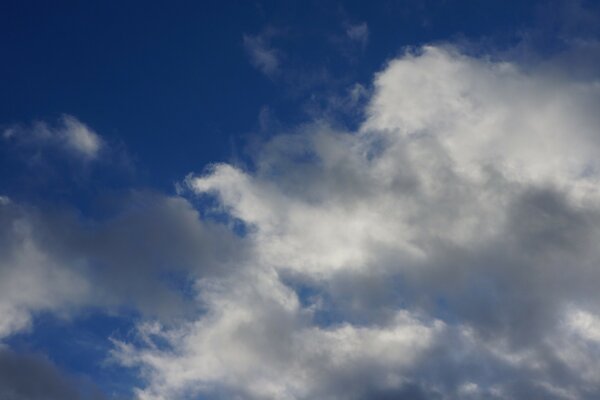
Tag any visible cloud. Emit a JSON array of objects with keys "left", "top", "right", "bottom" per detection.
[
  {"left": 568, "top": 308, "right": 600, "bottom": 342},
  {"left": 243, "top": 32, "right": 281, "bottom": 78},
  {"left": 109, "top": 45, "right": 600, "bottom": 399},
  {"left": 112, "top": 271, "right": 443, "bottom": 400},
  {"left": 0, "top": 199, "right": 91, "bottom": 339},
  {"left": 3, "top": 114, "right": 103, "bottom": 160},
  {"left": 0, "top": 348, "right": 106, "bottom": 400},
  {"left": 346, "top": 22, "right": 369, "bottom": 48},
  {"left": 0, "top": 191, "right": 244, "bottom": 340},
  {"left": 58, "top": 115, "right": 103, "bottom": 159}
]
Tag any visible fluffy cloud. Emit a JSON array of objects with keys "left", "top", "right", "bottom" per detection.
[
  {"left": 364, "top": 46, "right": 600, "bottom": 190},
  {"left": 4, "top": 44, "right": 600, "bottom": 399},
  {"left": 111, "top": 45, "right": 600, "bottom": 399},
  {"left": 113, "top": 269, "right": 443, "bottom": 400},
  {"left": 0, "top": 192, "right": 243, "bottom": 340}
]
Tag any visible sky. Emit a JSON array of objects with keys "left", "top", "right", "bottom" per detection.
[{"left": 2, "top": 0, "right": 600, "bottom": 399}]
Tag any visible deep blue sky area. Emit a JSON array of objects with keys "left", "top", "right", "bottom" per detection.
[
  {"left": 1, "top": 0, "right": 543, "bottom": 196},
  {"left": 2, "top": 1, "right": 598, "bottom": 399}
]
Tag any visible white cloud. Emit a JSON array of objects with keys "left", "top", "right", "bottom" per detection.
[
  {"left": 1, "top": 44, "right": 597, "bottom": 398},
  {"left": 112, "top": 268, "right": 443, "bottom": 400},
  {"left": 3, "top": 114, "right": 103, "bottom": 160},
  {"left": 566, "top": 308, "right": 600, "bottom": 342},
  {"left": 58, "top": 114, "right": 103, "bottom": 159},
  {"left": 112, "top": 45, "right": 600, "bottom": 399},
  {"left": 363, "top": 46, "right": 600, "bottom": 192}
]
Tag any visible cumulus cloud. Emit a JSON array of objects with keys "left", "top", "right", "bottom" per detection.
[
  {"left": 3, "top": 114, "right": 103, "bottom": 160},
  {"left": 108, "top": 45, "right": 600, "bottom": 399},
  {"left": 112, "top": 270, "right": 443, "bottom": 400},
  {"left": 0, "top": 192, "right": 243, "bottom": 340}
]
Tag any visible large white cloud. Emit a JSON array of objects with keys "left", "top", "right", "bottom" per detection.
[
  {"left": 112, "top": 45, "right": 600, "bottom": 399},
  {"left": 364, "top": 46, "right": 600, "bottom": 192}
]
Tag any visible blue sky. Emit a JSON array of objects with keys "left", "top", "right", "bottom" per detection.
[
  {"left": 0, "top": 0, "right": 539, "bottom": 195},
  {"left": 2, "top": 1, "right": 600, "bottom": 399}
]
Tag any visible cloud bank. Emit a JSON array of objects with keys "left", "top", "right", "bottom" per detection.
[
  {"left": 3, "top": 43, "right": 600, "bottom": 399},
  {"left": 101, "top": 45, "right": 600, "bottom": 399}
]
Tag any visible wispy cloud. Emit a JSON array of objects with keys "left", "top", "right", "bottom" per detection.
[
  {"left": 345, "top": 22, "right": 369, "bottom": 48},
  {"left": 58, "top": 115, "right": 103, "bottom": 160},
  {"left": 3, "top": 114, "right": 103, "bottom": 161},
  {"left": 243, "top": 32, "right": 281, "bottom": 78}
]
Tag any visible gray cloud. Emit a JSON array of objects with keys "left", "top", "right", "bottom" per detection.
[
  {"left": 0, "top": 190, "right": 245, "bottom": 339},
  {"left": 0, "top": 348, "right": 105, "bottom": 400}
]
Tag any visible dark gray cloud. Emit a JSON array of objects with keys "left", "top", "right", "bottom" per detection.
[
  {"left": 0, "top": 348, "right": 105, "bottom": 400},
  {"left": 0, "top": 190, "right": 245, "bottom": 339}
]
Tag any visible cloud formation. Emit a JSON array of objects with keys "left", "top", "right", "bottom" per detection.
[
  {"left": 0, "top": 191, "right": 243, "bottom": 340},
  {"left": 3, "top": 43, "right": 600, "bottom": 399},
  {"left": 0, "top": 200, "right": 91, "bottom": 339},
  {"left": 3, "top": 115, "right": 103, "bottom": 161},
  {"left": 106, "top": 45, "right": 600, "bottom": 399},
  {"left": 0, "top": 348, "right": 105, "bottom": 400},
  {"left": 243, "top": 32, "right": 281, "bottom": 78}
]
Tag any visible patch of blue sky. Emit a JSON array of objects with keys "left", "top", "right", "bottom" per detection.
[{"left": 5, "top": 309, "right": 142, "bottom": 399}]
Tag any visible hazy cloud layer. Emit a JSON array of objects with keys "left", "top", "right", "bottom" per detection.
[{"left": 104, "top": 45, "right": 600, "bottom": 399}]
